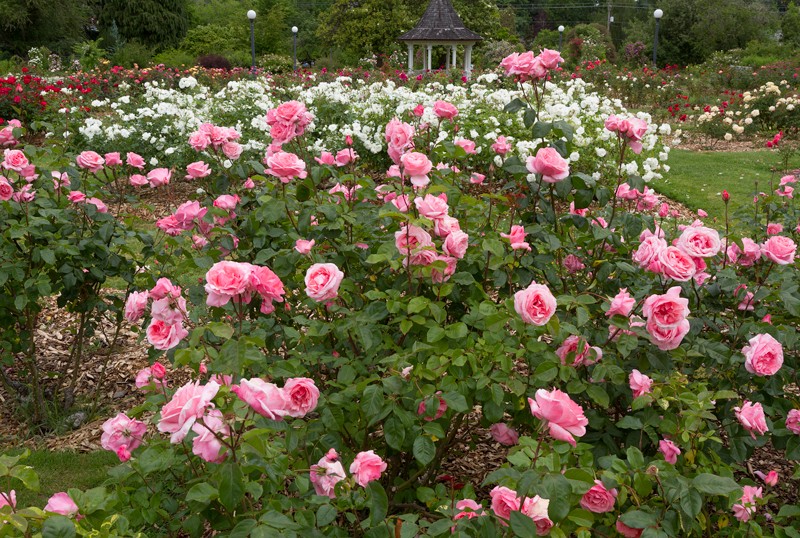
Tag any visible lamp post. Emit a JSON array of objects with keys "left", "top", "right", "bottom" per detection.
[
  {"left": 247, "top": 10, "right": 256, "bottom": 75},
  {"left": 653, "top": 9, "right": 663, "bottom": 67},
  {"left": 292, "top": 26, "right": 299, "bottom": 72},
  {"left": 558, "top": 25, "right": 565, "bottom": 52}
]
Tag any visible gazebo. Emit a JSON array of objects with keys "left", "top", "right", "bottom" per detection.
[{"left": 399, "top": 0, "right": 482, "bottom": 80}]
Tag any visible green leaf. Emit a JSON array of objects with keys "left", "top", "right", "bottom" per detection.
[
  {"left": 532, "top": 121, "right": 553, "bottom": 139},
  {"left": 217, "top": 462, "right": 245, "bottom": 512},
  {"left": 41, "top": 516, "right": 76, "bottom": 538},
  {"left": 504, "top": 98, "right": 528, "bottom": 114},
  {"left": 680, "top": 488, "right": 702, "bottom": 518},
  {"left": 691, "top": 474, "right": 740, "bottom": 495},
  {"left": 230, "top": 519, "right": 258, "bottom": 538},
  {"left": 567, "top": 508, "right": 594, "bottom": 528},
  {"left": 207, "top": 322, "right": 234, "bottom": 340},
  {"left": 361, "top": 385, "right": 384, "bottom": 417},
  {"left": 620, "top": 510, "right": 658, "bottom": 529},
  {"left": 777, "top": 505, "right": 800, "bottom": 520},
  {"left": 367, "top": 481, "right": 389, "bottom": 525},
  {"left": 10, "top": 465, "right": 39, "bottom": 491},
  {"left": 383, "top": 416, "right": 406, "bottom": 450},
  {"left": 509, "top": 510, "right": 538, "bottom": 538},
  {"left": 426, "top": 326, "right": 445, "bottom": 343},
  {"left": 442, "top": 392, "right": 469, "bottom": 413},
  {"left": 585, "top": 385, "right": 609, "bottom": 408},
  {"left": 616, "top": 416, "right": 643, "bottom": 430},
  {"left": 316, "top": 504, "right": 337, "bottom": 527},
  {"left": 626, "top": 447, "right": 645, "bottom": 469},
  {"left": 186, "top": 483, "right": 218, "bottom": 505},
  {"left": 408, "top": 296, "right": 429, "bottom": 314},
  {"left": 445, "top": 322, "right": 468, "bottom": 340},
  {"left": 413, "top": 436, "right": 436, "bottom": 465}
]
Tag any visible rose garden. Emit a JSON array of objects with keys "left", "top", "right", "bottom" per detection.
[{"left": 2, "top": 1, "right": 800, "bottom": 537}]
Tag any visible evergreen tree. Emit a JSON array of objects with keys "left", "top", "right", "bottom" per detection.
[
  {"left": 100, "top": 0, "right": 191, "bottom": 48},
  {"left": 0, "top": 0, "right": 91, "bottom": 56}
]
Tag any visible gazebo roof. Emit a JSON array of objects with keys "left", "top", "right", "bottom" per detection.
[{"left": 399, "top": 0, "right": 482, "bottom": 42}]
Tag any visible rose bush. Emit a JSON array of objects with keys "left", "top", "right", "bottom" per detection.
[{"left": 2, "top": 51, "right": 800, "bottom": 537}]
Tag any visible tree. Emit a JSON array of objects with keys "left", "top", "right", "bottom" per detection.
[
  {"left": 99, "top": 0, "right": 191, "bottom": 49},
  {"left": 0, "top": 0, "right": 91, "bottom": 56},
  {"left": 782, "top": 2, "right": 800, "bottom": 46}
]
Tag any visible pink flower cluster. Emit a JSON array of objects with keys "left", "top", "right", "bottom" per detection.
[
  {"left": 528, "top": 388, "right": 588, "bottom": 447},
  {"left": 634, "top": 224, "right": 720, "bottom": 284},
  {"left": 188, "top": 123, "right": 243, "bottom": 160},
  {"left": 266, "top": 100, "right": 313, "bottom": 146},
  {"left": 556, "top": 335, "right": 602, "bottom": 367},
  {"left": 0, "top": 119, "right": 22, "bottom": 147},
  {"left": 157, "top": 380, "right": 223, "bottom": 461},
  {"left": 732, "top": 485, "right": 763, "bottom": 522},
  {"left": 2, "top": 148, "right": 37, "bottom": 185},
  {"left": 642, "top": 286, "right": 690, "bottom": 351},
  {"left": 488, "top": 486, "right": 553, "bottom": 534},
  {"left": 205, "top": 261, "right": 285, "bottom": 314},
  {"left": 500, "top": 48, "right": 564, "bottom": 82},
  {"left": 124, "top": 278, "right": 189, "bottom": 350},
  {"left": 68, "top": 190, "right": 108, "bottom": 213},
  {"left": 135, "top": 361, "right": 167, "bottom": 390},
  {"left": 605, "top": 115, "right": 649, "bottom": 154},
  {"left": 232, "top": 377, "right": 319, "bottom": 421},
  {"left": 385, "top": 117, "right": 415, "bottom": 166},
  {"left": 156, "top": 200, "right": 209, "bottom": 237},
  {"left": 616, "top": 183, "right": 659, "bottom": 212},
  {"left": 101, "top": 412, "right": 147, "bottom": 461},
  {"left": 309, "top": 448, "right": 387, "bottom": 498}
]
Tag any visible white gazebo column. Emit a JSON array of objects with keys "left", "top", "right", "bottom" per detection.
[
  {"left": 446, "top": 47, "right": 451, "bottom": 70},
  {"left": 464, "top": 43, "right": 474, "bottom": 80},
  {"left": 451, "top": 46, "right": 457, "bottom": 69},
  {"left": 426, "top": 44, "right": 432, "bottom": 71},
  {"left": 407, "top": 43, "right": 414, "bottom": 73}
]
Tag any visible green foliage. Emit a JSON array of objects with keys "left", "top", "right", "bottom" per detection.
[
  {"left": 179, "top": 24, "right": 243, "bottom": 57},
  {"left": 72, "top": 39, "right": 106, "bottom": 71},
  {"left": 565, "top": 24, "right": 615, "bottom": 63},
  {"left": 110, "top": 40, "right": 155, "bottom": 68},
  {"left": 152, "top": 48, "right": 196, "bottom": 68},
  {"left": 0, "top": 0, "right": 91, "bottom": 56},
  {"left": 100, "top": 0, "right": 191, "bottom": 49},
  {"left": 782, "top": 1, "right": 800, "bottom": 47}
]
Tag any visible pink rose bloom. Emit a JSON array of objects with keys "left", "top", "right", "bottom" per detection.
[
  {"left": 629, "top": 369, "right": 653, "bottom": 398},
  {"left": 761, "top": 235, "right": 796, "bottom": 265},
  {"left": 174, "top": 200, "right": 207, "bottom": 228},
  {"left": 538, "top": 48, "right": 564, "bottom": 69},
  {"left": 633, "top": 235, "right": 668, "bottom": 269},
  {"left": 86, "top": 197, "right": 108, "bottom": 213},
  {"left": 395, "top": 224, "right": 433, "bottom": 255},
  {"left": 12, "top": 184, "right": 35, "bottom": 203},
  {"left": 580, "top": 480, "right": 618, "bottom": 513},
  {"left": 0, "top": 177, "right": 13, "bottom": 201},
  {"left": 103, "top": 152, "right": 121, "bottom": 167},
  {"left": 213, "top": 194, "right": 240, "bottom": 211},
  {"left": 266, "top": 151, "right": 307, "bottom": 182},
  {"left": 616, "top": 183, "right": 639, "bottom": 200},
  {"left": 157, "top": 380, "right": 220, "bottom": 443},
  {"left": 732, "top": 486, "right": 763, "bottom": 522},
  {"left": 282, "top": 377, "right": 320, "bottom": 418},
  {"left": 75, "top": 151, "right": 104, "bottom": 173},
  {"left": 470, "top": 172, "right": 486, "bottom": 184},
  {"left": 295, "top": 238, "right": 315, "bottom": 254},
  {"left": 767, "top": 223, "right": 783, "bottom": 236},
  {"left": 563, "top": 254, "right": 585, "bottom": 273},
  {"left": 315, "top": 151, "right": 336, "bottom": 166},
  {"left": 135, "top": 365, "right": 167, "bottom": 390},
  {"left": 400, "top": 151, "right": 433, "bottom": 188},
  {"left": 489, "top": 486, "right": 521, "bottom": 522},
  {"left": 101, "top": 412, "right": 147, "bottom": 454},
  {"left": 349, "top": 450, "right": 387, "bottom": 487},
  {"left": 528, "top": 388, "right": 588, "bottom": 446},
  {"left": 146, "top": 319, "right": 188, "bottom": 350},
  {"left": 189, "top": 131, "right": 211, "bottom": 151},
  {"left": 453, "top": 499, "right": 484, "bottom": 523},
  {"left": 186, "top": 161, "right": 211, "bottom": 179},
  {"left": 605, "top": 115, "right": 623, "bottom": 133},
  {"left": 248, "top": 263, "right": 285, "bottom": 305},
  {"left": 431, "top": 255, "right": 457, "bottom": 283},
  {"left": 645, "top": 317, "right": 690, "bottom": 351},
  {"left": 205, "top": 261, "right": 252, "bottom": 307},
  {"left": 443, "top": 230, "right": 469, "bottom": 259},
  {"left": 305, "top": 263, "right": 345, "bottom": 302},
  {"left": 677, "top": 226, "right": 721, "bottom": 258},
  {"left": 616, "top": 519, "right": 644, "bottom": 538},
  {"left": 222, "top": 141, "right": 243, "bottom": 160},
  {"left": 232, "top": 378, "right": 288, "bottom": 420},
  {"left": 126, "top": 152, "right": 145, "bottom": 169},
  {"left": 786, "top": 409, "right": 800, "bottom": 434},
  {"left": 415, "top": 194, "right": 449, "bottom": 220},
  {"left": 643, "top": 286, "right": 689, "bottom": 330},
  {"left": 412, "top": 104, "right": 425, "bottom": 117},
  {"left": 735, "top": 400, "right": 769, "bottom": 439},
  {"left": 191, "top": 409, "right": 230, "bottom": 463},
  {"left": 150, "top": 296, "right": 187, "bottom": 325},
  {"left": 310, "top": 448, "right": 346, "bottom": 498},
  {"left": 743, "top": 333, "right": 783, "bottom": 376},
  {"left": 335, "top": 148, "right": 358, "bottom": 166},
  {"left": 0, "top": 490, "right": 16, "bottom": 509},
  {"left": 514, "top": 281, "right": 557, "bottom": 326},
  {"left": 492, "top": 136, "right": 512, "bottom": 156},
  {"left": 727, "top": 237, "right": 761, "bottom": 266},
  {"left": 659, "top": 439, "right": 681, "bottom": 464},
  {"left": 129, "top": 174, "right": 148, "bottom": 187},
  {"left": 526, "top": 147, "right": 570, "bottom": 183},
  {"left": 433, "top": 100, "right": 459, "bottom": 119},
  {"left": 755, "top": 470, "right": 778, "bottom": 487},
  {"left": 501, "top": 224, "right": 531, "bottom": 251},
  {"left": 657, "top": 246, "right": 697, "bottom": 281},
  {"left": 391, "top": 194, "right": 411, "bottom": 212},
  {"left": 455, "top": 138, "right": 477, "bottom": 154},
  {"left": 607, "top": 288, "right": 635, "bottom": 318},
  {"left": 2, "top": 149, "right": 29, "bottom": 172},
  {"left": 44, "top": 492, "right": 79, "bottom": 517},
  {"left": 417, "top": 394, "right": 447, "bottom": 421},
  {"left": 156, "top": 215, "right": 184, "bottom": 236},
  {"left": 385, "top": 118, "right": 415, "bottom": 163},
  {"left": 556, "top": 335, "right": 602, "bottom": 367},
  {"left": 433, "top": 215, "right": 461, "bottom": 238},
  {"left": 150, "top": 278, "right": 181, "bottom": 300},
  {"left": 68, "top": 190, "right": 86, "bottom": 203},
  {"left": 521, "top": 495, "right": 553, "bottom": 536},
  {"left": 489, "top": 423, "right": 519, "bottom": 446},
  {"left": 147, "top": 168, "right": 171, "bottom": 188}
]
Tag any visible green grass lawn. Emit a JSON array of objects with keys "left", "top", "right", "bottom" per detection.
[
  {"left": 7, "top": 450, "right": 118, "bottom": 508},
  {"left": 654, "top": 149, "right": 799, "bottom": 225}
]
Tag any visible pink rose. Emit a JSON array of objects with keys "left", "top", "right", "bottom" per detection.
[
  {"left": 305, "top": 263, "right": 345, "bottom": 302},
  {"left": 126, "top": 152, "right": 145, "bottom": 169},
  {"left": 232, "top": 378, "right": 289, "bottom": 420},
  {"left": 400, "top": 152, "right": 432, "bottom": 187},
  {"left": 124, "top": 290, "right": 150, "bottom": 323},
  {"left": 521, "top": 495, "right": 553, "bottom": 536},
  {"left": 295, "top": 238, "right": 315, "bottom": 254},
  {"left": 412, "top": 104, "right": 425, "bottom": 117},
  {"left": 489, "top": 423, "right": 519, "bottom": 446},
  {"left": 658, "top": 246, "right": 697, "bottom": 281},
  {"left": 633, "top": 235, "right": 668, "bottom": 270},
  {"left": 310, "top": 448, "right": 346, "bottom": 498},
  {"left": 453, "top": 499, "right": 484, "bottom": 523},
  {"left": 282, "top": 377, "right": 320, "bottom": 417},
  {"left": 470, "top": 172, "right": 486, "bottom": 184},
  {"left": 732, "top": 485, "right": 763, "bottom": 522},
  {"left": 349, "top": 450, "right": 387, "bottom": 487},
  {"left": 222, "top": 141, "right": 243, "bottom": 160},
  {"left": 607, "top": 288, "right": 635, "bottom": 318},
  {"left": 266, "top": 151, "right": 307, "bottom": 182},
  {"left": 443, "top": 230, "right": 469, "bottom": 259},
  {"left": 526, "top": 147, "right": 570, "bottom": 183},
  {"left": 150, "top": 278, "right": 181, "bottom": 300},
  {"left": 189, "top": 131, "right": 211, "bottom": 151},
  {"left": 186, "top": 161, "right": 211, "bottom": 179},
  {"left": 629, "top": 369, "right": 653, "bottom": 398},
  {"left": 767, "top": 223, "right": 783, "bottom": 236},
  {"left": 528, "top": 388, "right": 588, "bottom": 446},
  {"left": 335, "top": 148, "right": 358, "bottom": 166},
  {"left": 727, "top": 237, "right": 761, "bottom": 266},
  {"left": 501, "top": 224, "right": 531, "bottom": 251},
  {"left": 755, "top": 470, "right": 779, "bottom": 487},
  {"left": 786, "top": 409, "right": 800, "bottom": 434},
  {"left": 580, "top": 480, "right": 618, "bottom": 513},
  {"left": 743, "top": 333, "right": 783, "bottom": 376},
  {"left": 433, "top": 215, "right": 460, "bottom": 238},
  {"left": 492, "top": 136, "right": 512, "bottom": 156},
  {"left": 563, "top": 254, "right": 585, "bottom": 273},
  {"left": 735, "top": 400, "right": 768, "bottom": 439},
  {"left": 129, "top": 174, "right": 148, "bottom": 186},
  {"left": 538, "top": 48, "right": 564, "bottom": 69},
  {"left": 433, "top": 100, "right": 459, "bottom": 119},
  {"left": 2, "top": 149, "right": 29, "bottom": 172},
  {"left": 86, "top": 197, "right": 107, "bottom": 213},
  {"left": 135, "top": 366, "right": 166, "bottom": 389},
  {"left": 659, "top": 439, "right": 681, "bottom": 464},
  {"left": 146, "top": 319, "right": 188, "bottom": 351},
  {"left": 315, "top": 151, "right": 336, "bottom": 166},
  {"left": 147, "top": 168, "right": 171, "bottom": 188},
  {"left": 677, "top": 226, "right": 721, "bottom": 258},
  {"left": 150, "top": 296, "right": 187, "bottom": 325},
  {"left": 0, "top": 490, "right": 16, "bottom": 509},
  {"left": 391, "top": 194, "right": 411, "bottom": 212},
  {"left": 489, "top": 486, "right": 521, "bottom": 522},
  {"left": 101, "top": 412, "right": 147, "bottom": 453},
  {"left": 556, "top": 335, "right": 602, "bottom": 367},
  {"left": 385, "top": 118, "right": 415, "bottom": 163},
  {"left": 417, "top": 394, "right": 447, "bottom": 421},
  {"left": 174, "top": 200, "right": 207, "bottom": 228},
  {"left": 68, "top": 190, "right": 86, "bottom": 203},
  {"left": 44, "top": 492, "right": 79, "bottom": 517},
  {"left": 616, "top": 519, "right": 644, "bottom": 538},
  {"left": 414, "top": 194, "right": 449, "bottom": 220},
  {"left": 103, "top": 152, "right": 121, "bottom": 166},
  {"left": 395, "top": 224, "right": 433, "bottom": 255},
  {"left": 0, "top": 177, "right": 13, "bottom": 201},
  {"left": 455, "top": 138, "right": 477, "bottom": 154},
  {"left": 205, "top": 261, "right": 252, "bottom": 307},
  {"left": 213, "top": 194, "right": 240, "bottom": 211},
  {"left": 646, "top": 317, "right": 690, "bottom": 351},
  {"left": 75, "top": 151, "right": 104, "bottom": 173},
  {"left": 643, "top": 286, "right": 689, "bottom": 330},
  {"left": 761, "top": 235, "right": 796, "bottom": 265},
  {"left": 191, "top": 409, "right": 230, "bottom": 463},
  {"left": 514, "top": 281, "right": 557, "bottom": 326},
  {"left": 156, "top": 380, "right": 219, "bottom": 443}
]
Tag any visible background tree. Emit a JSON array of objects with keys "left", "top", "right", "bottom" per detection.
[
  {"left": 782, "top": 1, "right": 800, "bottom": 46},
  {"left": 0, "top": 0, "right": 91, "bottom": 56},
  {"left": 99, "top": 0, "right": 191, "bottom": 49}
]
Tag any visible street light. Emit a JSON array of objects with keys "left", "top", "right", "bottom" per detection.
[
  {"left": 558, "top": 25, "right": 565, "bottom": 52},
  {"left": 292, "top": 26, "right": 299, "bottom": 72},
  {"left": 653, "top": 9, "right": 663, "bottom": 67},
  {"left": 247, "top": 10, "right": 256, "bottom": 75}
]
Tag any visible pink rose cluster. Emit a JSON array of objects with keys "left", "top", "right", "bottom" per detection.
[
  {"left": 266, "top": 100, "right": 314, "bottom": 146},
  {"left": 315, "top": 145, "right": 359, "bottom": 168},
  {"left": 156, "top": 200, "right": 209, "bottom": 237},
  {"left": 188, "top": 122, "right": 243, "bottom": 160},
  {"left": 616, "top": 183, "right": 659, "bottom": 212},
  {"left": 501, "top": 224, "right": 531, "bottom": 251},
  {"left": 732, "top": 485, "right": 763, "bottom": 522},
  {"left": 500, "top": 48, "right": 564, "bottom": 82},
  {"left": 633, "top": 224, "right": 719, "bottom": 284},
  {"left": 2, "top": 148, "right": 37, "bottom": 184},
  {"left": 135, "top": 361, "right": 167, "bottom": 390},
  {"left": 605, "top": 115, "right": 650, "bottom": 154},
  {"left": 0, "top": 118, "right": 21, "bottom": 147},
  {"left": 385, "top": 117, "right": 415, "bottom": 166},
  {"left": 124, "top": 278, "right": 189, "bottom": 351},
  {"left": 232, "top": 376, "right": 319, "bottom": 421},
  {"left": 101, "top": 412, "right": 147, "bottom": 461},
  {"left": 205, "top": 260, "right": 286, "bottom": 314},
  {"left": 309, "top": 448, "right": 387, "bottom": 498},
  {"left": 68, "top": 190, "right": 108, "bottom": 213},
  {"left": 556, "top": 335, "right": 602, "bottom": 367},
  {"left": 488, "top": 486, "right": 553, "bottom": 534},
  {"left": 528, "top": 388, "right": 588, "bottom": 446},
  {"left": 642, "top": 286, "right": 691, "bottom": 351}
]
